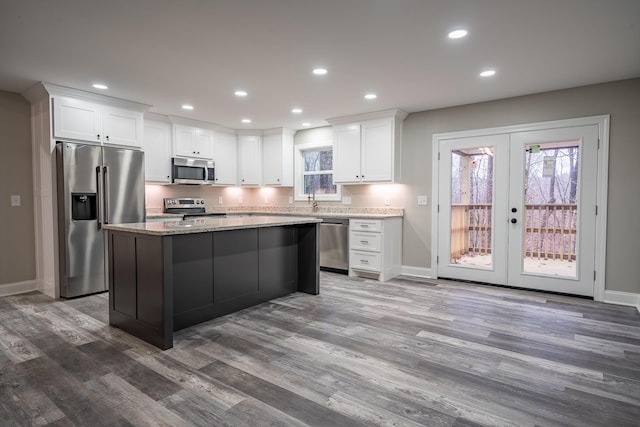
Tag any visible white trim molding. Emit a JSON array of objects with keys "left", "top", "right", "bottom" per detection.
[
  {"left": 603, "top": 291, "right": 640, "bottom": 314},
  {"left": 431, "top": 115, "right": 610, "bottom": 301},
  {"left": 0, "top": 280, "right": 38, "bottom": 298},
  {"left": 400, "top": 266, "right": 433, "bottom": 279}
]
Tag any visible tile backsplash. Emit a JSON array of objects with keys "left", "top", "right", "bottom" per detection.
[{"left": 145, "top": 183, "right": 408, "bottom": 211}]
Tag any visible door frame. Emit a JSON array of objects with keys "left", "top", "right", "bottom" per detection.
[{"left": 431, "top": 115, "right": 610, "bottom": 301}]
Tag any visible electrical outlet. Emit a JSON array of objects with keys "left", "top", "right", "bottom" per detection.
[
  {"left": 264, "top": 197, "right": 269, "bottom": 204},
  {"left": 218, "top": 196, "right": 223, "bottom": 205},
  {"left": 418, "top": 195, "right": 428, "bottom": 206},
  {"left": 10, "top": 195, "right": 21, "bottom": 207},
  {"left": 384, "top": 196, "right": 390, "bottom": 206},
  {"left": 238, "top": 195, "right": 243, "bottom": 204},
  {"left": 342, "top": 196, "right": 352, "bottom": 205},
  {"left": 288, "top": 196, "right": 293, "bottom": 204}
]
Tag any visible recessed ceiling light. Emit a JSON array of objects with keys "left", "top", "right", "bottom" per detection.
[
  {"left": 241, "top": 118, "right": 251, "bottom": 124},
  {"left": 448, "top": 29, "right": 468, "bottom": 39},
  {"left": 302, "top": 122, "right": 311, "bottom": 127},
  {"left": 234, "top": 90, "right": 248, "bottom": 97},
  {"left": 312, "top": 68, "right": 328, "bottom": 75},
  {"left": 364, "top": 93, "right": 377, "bottom": 100},
  {"left": 291, "top": 108, "right": 303, "bottom": 114},
  {"left": 181, "top": 104, "right": 194, "bottom": 110},
  {"left": 92, "top": 83, "right": 108, "bottom": 90},
  {"left": 480, "top": 69, "right": 496, "bottom": 77}
]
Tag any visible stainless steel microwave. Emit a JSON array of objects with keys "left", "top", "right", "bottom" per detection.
[{"left": 171, "top": 157, "right": 215, "bottom": 185}]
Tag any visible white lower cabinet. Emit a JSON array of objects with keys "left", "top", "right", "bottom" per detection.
[{"left": 349, "top": 217, "right": 402, "bottom": 281}]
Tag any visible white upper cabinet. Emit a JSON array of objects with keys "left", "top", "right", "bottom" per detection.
[
  {"left": 174, "top": 124, "right": 213, "bottom": 159},
  {"left": 361, "top": 118, "right": 394, "bottom": 182},
  {"left": 212, "top": 131, "right": 237, "bottom": 185},
  {"left": 329, "top": 109, "right": 407, "bottom": 184},
  {"left": 237, "top": 134, "right": 262, "bottom": 186},
  {"left": 333, "top": 124, "right": 362, "bottom": 183},
  {"left": 262, "top": 128, "right": 294, "bottom": 186},
  {"left": 53, "top": 96, "right": 143, "bottom": 148},
  {"left": 143, "top": 119, "right": 172, "bottom": 182}
]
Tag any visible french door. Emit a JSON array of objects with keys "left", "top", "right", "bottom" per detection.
[{"left": 437, "top": 125, "right": 599, "bottom": 296}]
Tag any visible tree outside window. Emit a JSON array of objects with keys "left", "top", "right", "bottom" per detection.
[{"left": 302, "top": 149, "right": 337, "bottom": 195}]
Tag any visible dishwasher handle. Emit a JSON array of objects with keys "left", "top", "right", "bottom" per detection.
[{"left": 319, "top": 218, "right": 349, "bottom": 226}]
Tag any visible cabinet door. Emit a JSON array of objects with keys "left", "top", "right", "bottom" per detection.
[
  {"left": 238, "top": 135, "right": 262, "bottom": 185},
  {"left": 102, "top": 106, "right": 143, "bottom": 148},
  {"left": 212, "top": 131, "right": 237, "bottom": 185},
  {"left": 194, "top": 128, "right": 213, "bottom": 159},
  {"left": 143, "top": 120, "right": 172, "bottom": 182},
  {"left": 333, "top": 124, "right": 361, "bottom": 183},
  {"left": 174, "top": 125, "right": 195, "bottom": 157},
  {"left": 262, "top": 133, "right": 282, "bottom": 185},
  {"left": 53, "top": 97, "right": 102, "bottom": 142},
  {"left": 361, "top": 118, "right": 393, "bottom": 182}
]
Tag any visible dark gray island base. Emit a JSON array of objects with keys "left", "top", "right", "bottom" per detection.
[{"left": 104, "top": 217, "right": 320, "bottom": 349}]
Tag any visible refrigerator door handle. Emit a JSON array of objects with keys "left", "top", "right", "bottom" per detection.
[
  {"left": 96, "top": 166, "right": 103, "bottom": 229},
  {"left": 103, "top": 166, "right": 110, "bottom": 224}
]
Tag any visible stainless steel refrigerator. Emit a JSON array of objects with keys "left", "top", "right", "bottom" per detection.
[{"left": 56, "top": 142, "right": 145, "bottom": 298}]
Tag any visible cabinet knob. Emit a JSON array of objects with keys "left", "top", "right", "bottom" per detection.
[
  {"left": 97, "top": 134, "right": 100, "bottom": 140},
  {"left": 106, "top": 135, "right": 110, "bottom": 141},
  {"left": 242, "top": 179, "right": 245, "bottom": 182},
  {"left": 356, "top": 175, "right": 359, "bottom": 178}
]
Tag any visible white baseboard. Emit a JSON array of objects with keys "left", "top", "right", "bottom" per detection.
[
  {"left": 0, "top": 280, "right": 38, "bottom": 297},
  {"left": 399, "top": 266, "right": 433, "bottom": 279},
  {"left": 604, "top": 290, "right": 640, "bottom": 314}
]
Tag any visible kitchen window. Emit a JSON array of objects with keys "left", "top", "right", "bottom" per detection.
[{"left": 295, "top": 142, "right": 340, "bottom": 201}]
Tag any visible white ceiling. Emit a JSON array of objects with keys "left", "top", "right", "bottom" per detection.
[{"left": 1, "top": 0, "right": 639, "bottom": 131}]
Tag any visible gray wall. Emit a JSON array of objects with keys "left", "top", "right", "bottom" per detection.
[
  {"left": 401, "top": 78, "right": 640, "bottom": 293},
  {"left": 0, "top": 90, "right": 35, "bottom": 285}
]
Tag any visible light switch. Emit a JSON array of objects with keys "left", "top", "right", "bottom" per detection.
[
  {"left": 238, "top": 195, "right": 243, "bottom": 204},
  {"left": 218, "top": 196, "right": 223, "bottom": 205},
  {"left": 384, "top": 196, "right": 390, "bottom": 206},
  {"left": 342, "top": 196, "right": 352, "bottom": 205},
  {"left": 10, "top": 195, "right": 21, "bottom": 207},
  {"left": 288, "top": 196, "right": 293, "bottom": 204},
  {"left": 418, "top": 195, "right": 428, "bottom": 206}
]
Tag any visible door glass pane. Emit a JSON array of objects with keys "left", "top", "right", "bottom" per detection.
[
  {"left": 522, "top": 141, "right": 580, "bottom": 278},
  {"left": 450, "top": 147, "right": 494, "bottom": 268}
]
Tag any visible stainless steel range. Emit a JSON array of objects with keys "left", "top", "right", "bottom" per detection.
[{"left": 163, "top": 197, "right": 226, "bottom": 219}]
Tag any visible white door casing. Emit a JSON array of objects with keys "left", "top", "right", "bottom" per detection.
[{"left": 432, "top": 116, "right": 609, "bottom": 300}]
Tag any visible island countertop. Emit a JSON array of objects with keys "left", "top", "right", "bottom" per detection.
[{"left": 103, "top": 215, "right": 322, "bottom": 236}]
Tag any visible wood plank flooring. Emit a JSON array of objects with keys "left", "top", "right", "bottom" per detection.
[{"left": 1, "top": 272, "right": 639, "bottom": 426}]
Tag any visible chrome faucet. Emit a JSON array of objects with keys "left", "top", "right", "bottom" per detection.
[{"left": 308, "top": 181, "right": 318, "bottom": 212}]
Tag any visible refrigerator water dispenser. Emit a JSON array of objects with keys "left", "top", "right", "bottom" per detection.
[{"left": 71, "top": 193, "right": 97, "bottom": 221}]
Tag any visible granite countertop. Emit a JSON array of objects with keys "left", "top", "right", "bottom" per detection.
[
  {"left": 103, "top": 216, "right": 322, "bottom": 236},
  {"left": 146, "top": 206, "right": 403, "bottom": 220}
]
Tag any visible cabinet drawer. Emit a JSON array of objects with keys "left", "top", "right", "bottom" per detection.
[
  {"left": 350, "top": 250, "right": 381, "bottom": 272},
  {"left": 350, "top": 231, "right": 381, "bottom": 252},
  {"left": 350, "top": 219, "right": 382, "bottom": 232}
]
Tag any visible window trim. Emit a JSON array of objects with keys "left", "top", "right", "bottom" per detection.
[{"left": 294, "top": 141, "right": 341, "bottom": 201}]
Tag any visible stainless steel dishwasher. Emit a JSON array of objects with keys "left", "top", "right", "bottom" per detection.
[{"left": 319, "top": 217, "right": 349, "bottom": 273}]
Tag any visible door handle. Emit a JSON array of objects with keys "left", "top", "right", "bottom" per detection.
[
  {"left": 511, "top": 218, "right": 517, "bottom": 224},
  {"left": 96, "top": 166, "right": 102, "bottom": 229},
  {"left": 103, "top": 166, "right": 110, "bottom": 224}
]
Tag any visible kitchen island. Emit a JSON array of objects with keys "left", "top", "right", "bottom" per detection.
[{"left": 103, "top": 216, "right": 320, "bottom": 349}]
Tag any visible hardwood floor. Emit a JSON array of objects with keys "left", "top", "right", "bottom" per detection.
[{"left": 1, "top": 272, "right": 639, "bottom": 426}]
